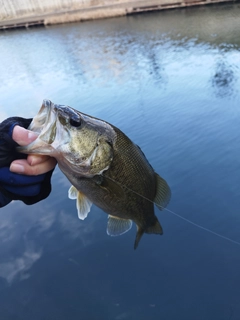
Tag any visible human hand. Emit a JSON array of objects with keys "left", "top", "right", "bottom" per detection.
[
  {"left": 0, "top": 116, "right": 56, "bottom": 207},
  {"left": 10, "top": 125, "right": 57, "bottom": 175}
]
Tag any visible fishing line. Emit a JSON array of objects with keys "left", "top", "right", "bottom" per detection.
[
  {"left": 163, "top": 207, "right": 240, "bottom": 247},
  {"left": 104, "top": 175, "right": 240, "bottom": 247}
]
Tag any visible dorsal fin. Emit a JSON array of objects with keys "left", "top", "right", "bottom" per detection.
[
  {"left": 68, "top": 185, "right": 92, "bottom": 220},
  {"left": 154, "top": 173, "right": 171, "bottom": 211}
]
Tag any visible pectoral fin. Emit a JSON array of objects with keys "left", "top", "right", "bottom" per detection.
[
  {"left": 68, "top": 185, "right": 92, "bottom": 220},
  {"left": 95, "top": 175, "right": 125, "bottom": 199},
  {"left": 107, "top": 215, "right": 132, "bottom": 236},
  {"left": 154, "top": 173, "right": 171, "bottom": 211}
]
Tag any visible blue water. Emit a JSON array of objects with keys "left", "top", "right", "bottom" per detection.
[{"left": 1, "top": 4, "right": 240, "bottom": 319}]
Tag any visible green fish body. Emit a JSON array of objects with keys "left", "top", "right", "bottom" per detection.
[{"left": 19, "top": 100, "right": 171, "bottom": 249}]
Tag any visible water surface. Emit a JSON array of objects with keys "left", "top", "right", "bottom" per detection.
[{"left": 0, "top": 4, "right": 240, "bottom": 320}]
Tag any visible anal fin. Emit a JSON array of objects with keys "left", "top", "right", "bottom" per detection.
[{"left": 107, "top": 215, "right": 132, "bottom": 236}]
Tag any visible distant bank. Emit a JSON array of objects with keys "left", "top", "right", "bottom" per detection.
[{"left": 0, "top": 0, "right": 238, "bottom": 29}]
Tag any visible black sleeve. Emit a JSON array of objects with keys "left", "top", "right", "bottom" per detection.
[
  {"left": 0, "top": 117, "right": 32, "bottom": 167},
  {"left": 0, "top": 117, "right": 54, "bottom": 206}
]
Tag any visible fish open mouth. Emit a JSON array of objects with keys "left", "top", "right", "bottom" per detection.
[
  {"left": 18, "top": 99, "right": 71, "bottom": 155},
  {"left": 29, "top": 100, "right": 81, "bottom": 137},
  {"left": 28, "top": 99, "right": 54, "bottom": 134}
]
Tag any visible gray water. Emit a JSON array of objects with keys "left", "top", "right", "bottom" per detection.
[{"left": 1, "top": 4, "right": 240, "bottom": 320}]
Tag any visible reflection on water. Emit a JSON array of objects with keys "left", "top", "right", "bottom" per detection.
[
  {"left": 212, "top": 59, "right": 237, "bottom": 97},
  {"left": 0, "top": 4, "right": 240, "bottom": 117},
  {"left": 0, "top": 3, "right": 240, "bottom": 320},
  {"left": 0, "top": 168, "right": 101, "bottom": 285}
]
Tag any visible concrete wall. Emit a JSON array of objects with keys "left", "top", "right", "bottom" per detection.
[
  {"left": 0, "top": 0, "right": 131, "bottom": 20},
  {"left": 1, "top": 0, "right": 237, "bottom": 27}
]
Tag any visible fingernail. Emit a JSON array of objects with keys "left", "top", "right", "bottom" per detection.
[
  {"left": 10, "top": 163, "right": 25, "bottom": 173},
  {"left": 28, "top": 131, "right": 38, "bottom": 141}
]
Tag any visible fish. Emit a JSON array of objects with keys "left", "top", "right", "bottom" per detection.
[{"left": 19, "top": 99, "right": 171, "bottom": 249}]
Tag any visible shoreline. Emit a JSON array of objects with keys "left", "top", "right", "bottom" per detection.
[{"left": 0, "top": 0, "right": 238, "bottom": 30}]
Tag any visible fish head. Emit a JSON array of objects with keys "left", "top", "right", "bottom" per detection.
[{"left": 19, "top": 100, "right": 115, "bottom": 177}]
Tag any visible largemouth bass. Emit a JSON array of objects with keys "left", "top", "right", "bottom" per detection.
[{"left": 19, "top": 100, "right": 171, "bottom": 249}]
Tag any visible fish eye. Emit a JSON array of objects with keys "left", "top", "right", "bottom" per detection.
[{"left": 70, "top": 118, "right": 81, "bottom": 127}]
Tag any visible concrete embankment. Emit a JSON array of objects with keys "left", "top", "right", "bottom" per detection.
[{"left": 0, "top": 0, "right": 238, "bottom": 29}]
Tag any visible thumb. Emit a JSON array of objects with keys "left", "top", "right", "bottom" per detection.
[{"left": 12, "top": 125, "right": 38, "bottom": 146}]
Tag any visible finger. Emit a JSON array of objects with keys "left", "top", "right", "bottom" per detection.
[
  {"left": 10, "top": 158, "right": 57, "bottom": 176},
  {"left": 12, "top": 125, "right": 38, "bottom": 146},
  {"left": 27, "top": 154, "right": 55, "bottom": 166}
]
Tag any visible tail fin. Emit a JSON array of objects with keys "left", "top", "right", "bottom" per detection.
[
  {"left": 134, "top": 226, "right": 144, "bottom": 250},
  {"left": 145, "top": 216, "right": 163, "bottom": 235},
  {"left": 134, "top": 216, "right": 163, "bottom": 250}
]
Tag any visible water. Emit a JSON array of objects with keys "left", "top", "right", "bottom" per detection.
[{"left": 0, "top": 4, "right": 240, "bottom": 319}]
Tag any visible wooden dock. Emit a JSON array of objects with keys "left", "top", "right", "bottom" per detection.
[{"left": 0, "top": 0, "right": 238, "bottom": 30}]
